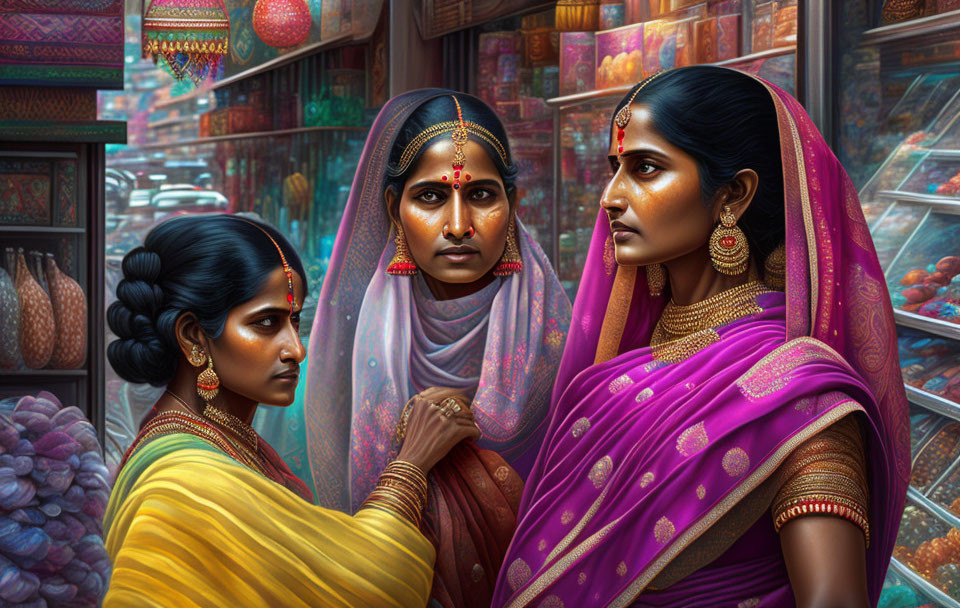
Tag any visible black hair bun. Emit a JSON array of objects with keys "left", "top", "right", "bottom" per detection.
[{"left": 107, "top": 247, "right": 176, "bottom": 386}]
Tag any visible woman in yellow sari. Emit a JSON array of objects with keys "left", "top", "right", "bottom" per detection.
[{"left": 103, "top": 214, "right": 479, "bottom": 607}]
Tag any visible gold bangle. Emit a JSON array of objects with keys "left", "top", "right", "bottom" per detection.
[{"left": 363, "top": 490, "right": 421, "bottom": 527}]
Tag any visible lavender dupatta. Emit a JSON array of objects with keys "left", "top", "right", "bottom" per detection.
[
  {"left": 303, "top": 89, "right": 571, "bottom": 511},
  {"left": 492, "top": 75, "right": 910, "bottom": 607}
]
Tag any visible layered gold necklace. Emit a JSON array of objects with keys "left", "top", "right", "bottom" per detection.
[
  {"left": 650, "top": 281, "right": 770, "bottom": 362},
  {"left": 163, "top": 390, "right": 266, "bottom": 476}
]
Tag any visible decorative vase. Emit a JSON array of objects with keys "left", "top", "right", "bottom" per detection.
[
  {"left": 0, "top": 248, "right": 20, "bottom": 369},
  {"left": 253, "top": 0, "right": 312, "bottom": 48},
  {"left": 880, "top": 0, "right": 924, "bottom": 24},
  {"left": 45, "top": 254, "right": 87, "bottom": 370},
  {"left": 556, "top": 0, "right": 601, "bottom": 32},
  {"left": 29, "top": 250, "right": 49, "bottom": 295},
  {"left": 14, "top": 250, "right": 55, "bottom": 369}
]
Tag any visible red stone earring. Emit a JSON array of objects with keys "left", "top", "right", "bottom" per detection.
[
  {"left": 709, "top": 205, "right": 749, "bottom": 275},
  {"left": 386, "top": 224, "right": 418, "bottom": 275},
  {"left": 493, "top": 216, "right": 523, "bottom": 276}
]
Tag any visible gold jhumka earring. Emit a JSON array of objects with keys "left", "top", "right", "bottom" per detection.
[
  {"left": 386, "top": 224, "right": 418, "bottom": 275},
  {"left": 196, "top": 352, "right": 220, "bottom": 402},
  {"left": 709, "top": 205, "right": 750, "bottom": 275},
  {"left": 763, "top": 243, "right": 786, "bottom": 290}
]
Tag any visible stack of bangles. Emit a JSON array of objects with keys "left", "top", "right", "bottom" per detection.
[{"left": 360, "top": 460, "right": 429, "bottom": 528}]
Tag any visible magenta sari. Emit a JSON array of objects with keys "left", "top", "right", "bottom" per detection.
[{"left": 491, "top": 75, "right": 910, "bottom": 607}]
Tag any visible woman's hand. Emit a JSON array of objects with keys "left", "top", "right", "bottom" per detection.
[{"left": 397, "top": 387, "right": 481, "bottom": 473}]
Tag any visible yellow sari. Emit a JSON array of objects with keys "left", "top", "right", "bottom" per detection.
[{"left": 104, "top": 434, "right": 435, "bottom": 607}]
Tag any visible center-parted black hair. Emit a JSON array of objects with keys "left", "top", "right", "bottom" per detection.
[
  {"left": 612, "top": 66, "right": 785, "bottom": 272},
  {"left": 107, "top": 214, "right": 307, "bottom": 387},
  {"left": 384, "top": 93, "right": 519, "bottom": 207}
]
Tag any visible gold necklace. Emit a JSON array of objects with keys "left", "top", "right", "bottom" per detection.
[
  {"left": 202, "top": 404, "right": 259, "bottom": 452},
  {"left": 650, "top": 281, "right": 769, "bottom": 362},
  {"left": 159, "top": 391, "right": 267, "bottom": 476},
  {"left": 164, "top": 390, "right": 260, "bottom": 454}
]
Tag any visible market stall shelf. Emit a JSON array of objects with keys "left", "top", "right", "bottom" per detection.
[{"left": 852, "top": 11, "right": 960, "bottom": 604}]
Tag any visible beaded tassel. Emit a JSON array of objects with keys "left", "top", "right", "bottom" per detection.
[{"left": 493, "top": 217, "right": 523, "bottom": 276}]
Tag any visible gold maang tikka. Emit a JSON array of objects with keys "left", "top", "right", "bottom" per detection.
[
  {"left": 450, "top": 95, "right": 468, "bottom": 190},
  {"left": 614, "top": 71, "right": 668, "bottom": 156},
  {"left": 234, "top": 218, "right": 297, "bottom": 313}
]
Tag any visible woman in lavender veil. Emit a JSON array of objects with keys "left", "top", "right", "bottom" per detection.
[
  {"left": 296, "top": 90, "right": 571, "bottom": 608},
  {"left": 493, "top": 67, "right": 909, "bottom": 607}
]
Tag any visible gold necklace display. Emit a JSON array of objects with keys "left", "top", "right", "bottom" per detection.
[
  {"left": 202, "top": 404, "right": 260, "bottom": 453},
  {"left": 650, "top": 281, "right": 770, "bottom": 362}
]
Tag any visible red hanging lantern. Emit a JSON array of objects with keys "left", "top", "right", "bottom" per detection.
[{"left": 252, "top": 0, "right": 312, "bottom": 49}]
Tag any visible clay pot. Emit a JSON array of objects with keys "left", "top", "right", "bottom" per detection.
[
  {"left": 903, "top": 285, "right": 937, "bottom": 304},
  {"left": 14, "top": 250, "right": 55, "bottom": 369},
  {"left": 0, "top": 249, "right": 20, "bottom": 369},
  {"left": 29, "top": 250, "right": 49, "bottom": 295},
  {"left": 45, "top": 254, "right": 86, "bottom": 369},
  {"left": 936, "top": 256, "right": 960, "bottom": 277},
  {"left": 901, "top": 268, "right": 929, "bottom": 286}
]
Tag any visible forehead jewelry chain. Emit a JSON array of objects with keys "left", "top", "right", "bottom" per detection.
[
  {"left": 451, "top": 95, "right": 469, "bottom": 190},
  {"left": 235, "top": 218, "right": 296, "bottom": 312},
  {"left": 614, "top": 70, "right": 668, "bottom": 156}
]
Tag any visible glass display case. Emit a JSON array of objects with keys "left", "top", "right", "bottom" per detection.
[{"left": 837, "top": 6, "right": 960, "bottom": 606}]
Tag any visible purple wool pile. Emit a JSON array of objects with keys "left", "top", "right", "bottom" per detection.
[{"left": 0, "top": 392, "right": 111, "bottom": 607}]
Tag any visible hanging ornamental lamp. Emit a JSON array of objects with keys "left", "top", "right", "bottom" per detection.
[
  {"left": 253, "top": 0, "right": 312, "bottom": 49},
  {"left": 142, "top": 0, "right": 230, "bottom": 84}
]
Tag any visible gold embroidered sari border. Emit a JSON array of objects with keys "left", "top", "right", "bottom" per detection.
[
  {"left": 595, "top": 265, "right": 638, "bottom": 365},
  {"left": 506, "top": 338, "right": 863, "bottom": 607},
  {"left": 607, "top": 401, "right": 865, "bottom": 607},
  {"left": 753, "top": 75, "right": 819, "bottom": 330},
  {"left": 529, "top": 338, "right": 852, "bottom": 603}
]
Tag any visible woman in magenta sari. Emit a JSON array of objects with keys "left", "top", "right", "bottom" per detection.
[{"left": 493, "top": 67, "right": 909, "bottom": 607}]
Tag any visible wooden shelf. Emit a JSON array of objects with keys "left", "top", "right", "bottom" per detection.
[
  {"left": 713, "top": 45, "right": 797, "bottom": 66},
  {"left": 862, "top": 9, "right": 960, "bottom": 47},
  {"left": 147, "top": 116, "right": 195, "bottom": 130},
  {"left": 906, "top": 385, "right": 960, "bottom": 423},
  {"left": 152, "top": 87, "right": 210, "bottom": 111},
  {"left": 137, "top": 125, "right": 367, "bottom": 150},
  {"left": 0, "top": 369, "right": 88, "bottom": 377},
  {"left": 0, "top": 120, "right": 126, "bottom": 144},
  {"left": 889, "top": 557, "right": 960, "bottom": 608},
  {"left": 211, "top": 32, "right": 353, "bottom": 91},
  {"left": 546, "top": 47, "right": 796, "bottom": 108},
  {"left": 895, "top": 309, "right": 960, "bottom": 341},
  {"left": 0, "top": 226, "right": 85, "bottom": 235}
]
